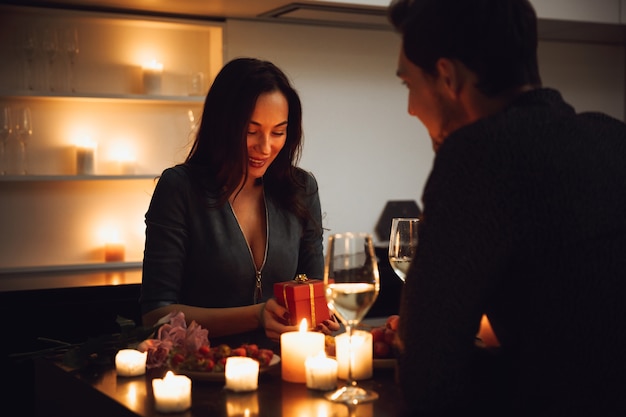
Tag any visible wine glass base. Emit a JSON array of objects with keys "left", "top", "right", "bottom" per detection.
[{"left": 324, "top": 385, "right": 379, "bottom": 405}]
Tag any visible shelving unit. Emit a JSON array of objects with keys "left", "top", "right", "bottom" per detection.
[{"left": 0, "top": 4, "right": 223, "bottom": 274}]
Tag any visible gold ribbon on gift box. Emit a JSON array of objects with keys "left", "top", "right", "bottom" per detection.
[{"left": 283, "top": 274, "right": 317, "bottom": 327}]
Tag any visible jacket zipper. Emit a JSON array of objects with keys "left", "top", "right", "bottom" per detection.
[{"left": 229, "top": 191, "right": 269, "bottom": 305}]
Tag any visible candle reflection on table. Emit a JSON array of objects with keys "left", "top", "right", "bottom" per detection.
[{"left": 225, "top": 391, "right": 259, "bottom": 417}]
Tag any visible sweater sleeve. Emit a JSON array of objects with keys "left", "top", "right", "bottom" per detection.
[
  {"left": 296, "top": 171, "right": 325, "bottom": 280},
  {"left": 397, "top": 130, "right": 515, "bottom": 415},
  {"left": 140, "top": 167, "right": 190, "bottom": 315}
]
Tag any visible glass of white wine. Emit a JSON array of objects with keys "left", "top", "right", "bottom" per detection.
[
  {"left": 388, "top": 217, "right": 420, "bottom": 282},
  {"left": 324, "top": 232, "right": 380, "bottom": 404}
]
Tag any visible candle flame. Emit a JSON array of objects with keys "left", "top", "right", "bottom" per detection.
[{"left": 299, "top": 318, "right": 308, "bottom": 332}]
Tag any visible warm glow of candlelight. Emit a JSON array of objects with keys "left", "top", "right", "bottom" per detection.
[{"left": 281, "top": 318, "right": 325, "bottom": 383}]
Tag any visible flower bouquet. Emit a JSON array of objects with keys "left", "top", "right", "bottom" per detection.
[{"left": 137, "top": 311, "right": 274, "bottom": 373}]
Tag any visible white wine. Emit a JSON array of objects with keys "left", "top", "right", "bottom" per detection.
[
  {"left": 325, "top": 282, "right": 377, "bottom": 325},
  {"left": 389, "top": 256, "right": 411, "bottom": 281}
]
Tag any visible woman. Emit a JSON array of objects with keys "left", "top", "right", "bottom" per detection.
[{"left": 140, "top": 58, "right": 336, "bottom": 349}]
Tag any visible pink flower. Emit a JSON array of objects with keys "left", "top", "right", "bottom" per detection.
[
  {"left": 185, "top": 320, "right": 209, "bottom": 352},
  {"left": 136, "top": 311, "right": 210, "bottom": 369},
  {"left": 138, "top": 338, "right": 174, "bottom": 369}
]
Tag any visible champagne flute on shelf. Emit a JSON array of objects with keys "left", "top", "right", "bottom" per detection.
[
  {"left": 0, "top": 107, "right": 12, "bottom": 175},
  {"left": 388, "top": 217, "right": 420, "bottom": 282},
  {"left": 324, "top": 232, "right": 380, "bottom": 404},
  {"left": 63, "top": 27, "right": 79, "bottom": 92},
  {"left": 20, "top": 28, "right": 37, "bottom": 90},
  {"left": 41, "top": 28, "right": 59, "bottom": 91},
  {"left": 14, "top": 107, "right": 33, "bottom": 175}
]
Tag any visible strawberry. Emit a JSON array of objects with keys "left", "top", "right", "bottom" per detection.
[
  {"left": 230, "top": 347, "right": 247, "bottom": 357},
  {"left": 198, "top": 345, "right": 211, "bottom": 358},
  {"left": 244, "top": 343, "right": 259, "bottom": 358}
]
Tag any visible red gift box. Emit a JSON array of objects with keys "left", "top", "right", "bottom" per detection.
[{"left": 273, "top": 274, "right": 332, "bottom": 327}]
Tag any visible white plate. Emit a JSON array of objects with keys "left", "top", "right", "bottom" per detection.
[{"left": 174, "top": 355, "right": 280, "bottom": 381}]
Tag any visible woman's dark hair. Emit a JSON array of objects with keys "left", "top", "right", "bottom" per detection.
[
  {"left": 186, "top": 57, "right": 315, "bottom": 228},
  {"left": 388, "top": 0, "right": 542, "bottom": 96}
]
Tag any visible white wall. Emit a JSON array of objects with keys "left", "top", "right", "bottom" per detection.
[{"left": 225, "top": 19, "right": 625, "bottom": 244}]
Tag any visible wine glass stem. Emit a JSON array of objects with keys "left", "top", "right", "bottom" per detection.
[
  {"left": 345, "top": 325, "right": 357, "bottom": 387},
  {"left": 20, "top": 140, "right": 28, "bottom": 175}
]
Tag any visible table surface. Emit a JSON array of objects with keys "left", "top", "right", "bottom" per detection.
[{"left": 35, "top": 356, "right": 405, "bottom": 417}]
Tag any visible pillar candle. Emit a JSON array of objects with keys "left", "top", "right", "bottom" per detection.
[
  {"left": 280, "top": 319, "right": 325, "bottom": 383},
  {"left": 305, "top": 351, "right": 337, "bottom": 391},
  {"left": 115, "top": 349, "right": 147, "bottom": 377},
  {"left": 76, "top": 142, "right": 96, "bottom": 175},
  {"left": 105, "top": 242, "right": 125, "bottom": 262},
  {"left": 335, "top": 330, "right": 373, "bottom": 381},
  {"left": 142, "top": 60, "right": 163, "bottom": 95},
  {"left": 152, "top": 371, "right": 191, "bottom": 413},
  {"left": 225, "top": 356, "right": 259, "bottom": 392}
]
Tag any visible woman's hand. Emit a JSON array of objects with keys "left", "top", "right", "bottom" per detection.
[
  {"left": 316, "top": 315, "right": 340, "bottom": 335},
  {"left": 259, "top": 298, "right": 297, "bottom": 342}
]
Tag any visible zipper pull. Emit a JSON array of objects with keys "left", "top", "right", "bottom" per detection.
[{"left": 254, "top": 270, "right": 262, "bottom": 304}]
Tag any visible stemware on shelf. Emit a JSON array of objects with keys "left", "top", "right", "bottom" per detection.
[
  {"left": 41, "top": 27, "right": 59, "bottom": 91},
  {"left": 388, "top": 217, "right": 420, "bottom": 282},
  {"left": 19, "top": 28, "right": 38, "bottom": 90},
  {"left": 0, "top": 107, "right": 12, "bottom": 175},
  {"left": 63, "top": 27, "right": 79, "bottom": 92},
  {"left": 324, "top": 232, "right": 380, "bottom": 404},
  {"left": 14, "top": 107, "right": 33, "bottom": 175}
]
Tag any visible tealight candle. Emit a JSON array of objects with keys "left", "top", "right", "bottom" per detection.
[
  {"left": 152, "top": 371, "right": 191, "bottom": 413},
  {"left": 305, "top": 351, "right": 337, "bottom": 391},
  {"left": 115, "top": 349, "right": 147, "bottom": 377},
  {"left": 142, "top": 59, "right": 163, "bottom": 95},
  {"left": 104, "top": 242, "right": 125, "bottom": 262},
  {"left": 280, "top": 319, "right": 325, "bottom": 383},
  {"left": 225, "top": 356, "right": 259, "bottom": 392},
  {"left": 76, "top": 141, "right": 96, "bottom": 175},
  {"left": 335, "top": 330, "right": 373, "bottom": 381}
]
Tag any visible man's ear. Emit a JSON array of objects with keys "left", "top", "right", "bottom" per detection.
[{"left": 435, "top": 57, "right": 466, "bottom": 99}]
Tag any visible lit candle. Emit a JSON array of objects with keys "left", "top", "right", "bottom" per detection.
[
  {"left": 115, "top": 349, "right": 147, "bottom": 377},
  {"left": 225, "top": 356, "right": 259, "bottom": 392},
  {"left": 104, "top": 242, "right": 125, "bottom": 262},
  {"left": 151, "top": 371, "right": 191, "bottom": 413},
  {"left": 335, "top": 330, "right": 373, "bottom": 381},
  {"left": 280, "top": 319, "right": 325, "bottom": 383},
  {"left": 75, "top": 139, "right": 96, "bottom": 175},
  {"left": 478, "top": 314, "right": 500, "bottom": 347},
  {"left": 142, "top": 59, "right": 163, "bottom": 95},
  {"left": 305, "top": 351, "right": 337, "bottom": 391}
]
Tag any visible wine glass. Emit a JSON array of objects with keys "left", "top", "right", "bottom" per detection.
[
  {"left": 0, "top": 107, "right": 12, "bottom": 175},
  {"left": 19, "top": 29, "right": 38, "bottom": 90},
  {"left": 388, "top": 217, "right": 420, "bottom": 282},
  {"left": 42, "top": 28, "right": 59, "bottom": 91},
  {"left": 63, "top": 27, "right": 79, "bottom": 92},
  {"left": 324, "top": 232, "right": 380, "bottom": 404},
  {"left": 14, "top": 107, "right": 33, "bottom": 175}
]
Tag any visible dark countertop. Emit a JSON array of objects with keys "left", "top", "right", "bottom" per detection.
[{"left": 35, "top": 356, "right": 405, "bottom": 417}]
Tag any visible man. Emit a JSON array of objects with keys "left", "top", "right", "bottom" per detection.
[{"left": 388, "top": 0, "right": 626, "bottom": 416}]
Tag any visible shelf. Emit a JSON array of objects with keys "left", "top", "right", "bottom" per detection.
[
  {"left": 0, "top": 174, "right": 159, "bottom": 182},
  {"left": 0, "top": 263, "right": 142, "bottom": 292},
  {"left": 0, "top": 91, "right": 206, "bottom": 104}
]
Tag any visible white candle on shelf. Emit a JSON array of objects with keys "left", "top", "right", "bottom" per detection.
[
  {"left": 151, "top": 371, "right": 191, "bottom": 413},
  {"left": 225, "top": 356, "right": 259, "bottom": 392},
  {"left": 280, "top": 318, "right": 325, "bottom": 383},
  {"left": 75, "top": 139, "right": 96, "bottom": 175},
  {"left": 305, "top": 351, "right": 337, "bottom": 391},
  {"left": 335, "top": 330, "right": 373, "bottom": 381},
  {"left": 104, "top": 242, "right": 125, "bottom": 262},
  {"left": 115, "top": 349, "right": 147, "bottom": 377},
  {"left": 142, "top": 59, "right": 163, "bottom": 95}
]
